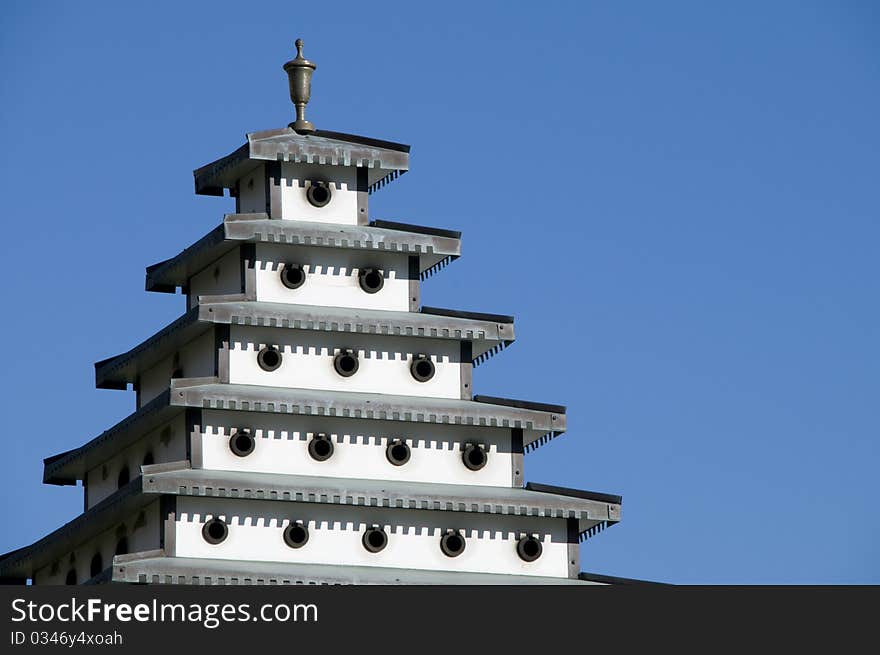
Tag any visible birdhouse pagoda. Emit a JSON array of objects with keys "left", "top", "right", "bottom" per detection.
[{"left": 0, "top": 41, "right": 627, "bottom": 585}]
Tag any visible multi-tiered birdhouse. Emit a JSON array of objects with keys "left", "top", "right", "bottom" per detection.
[{"left": 0, "top": 41, "right": 624, "bottom": 585}]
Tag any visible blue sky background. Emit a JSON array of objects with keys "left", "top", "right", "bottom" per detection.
[{"left": 1, "top": 1, "right": 877, "bottom": 583}]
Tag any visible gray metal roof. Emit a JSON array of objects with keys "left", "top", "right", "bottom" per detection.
[
  {"left": 146, "top": 214, "right": 461, "bottom": 293},
  {"left": 94, "top": 301, "right": 515, "bottom": 389},
  {"left": 140, "top": 462, "right": 620, "bottom": 537},
  {"left": 43, "top": 381, "right": 566, "bottom": 485},
  {"left": 109, "top": 551, "right": 602, "bottom": 585},
  {"left": 170, "top": 378, "right": 566, "bottom": 438},
  {"left": 194, "top": 128, "right": 409, "bottom": 197}
]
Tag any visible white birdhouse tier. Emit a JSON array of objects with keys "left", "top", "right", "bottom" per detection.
[
  {"left": 45, "top": 380, "right": 566, "bottom": 509},
  {"left": 193, "top": 128, "right": 410, "bottom": 225},
  {"left": 21, "top": 461, "right": 620, "bottom": 585},
  {"left": 147, "top": 214, "right": 460, "bottom": 312}
]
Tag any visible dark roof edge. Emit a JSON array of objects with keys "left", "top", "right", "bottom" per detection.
[
  {"left": 0, "top": 477, "right": 149, "bottom": 579},
  {"left": 474, "top": 395, "right": 566, "bottom": 415},
  {"left": 145, "top": 224, "right": 228, "bottom": 293},
  {"left": 525, "top": 482, "right": 622, "bottom": 506},
  {"left": 421, "top": 306, "right": 514, "bottom": 324},
  {"left": 43, "top": 391, "right": 174, "bottom": 485},
  {"left": 369, "top": 219, "right": 461, "bottom": 239},
  {"left": 312, "top": 129, "right": 411, "bottom": 153},
  {"left": 578, "top": 571, "right": 669, "bottom": 586}
]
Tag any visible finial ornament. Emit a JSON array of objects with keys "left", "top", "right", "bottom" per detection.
[{"left": 283, "top": 38, "right": 317, "bottom": 133}]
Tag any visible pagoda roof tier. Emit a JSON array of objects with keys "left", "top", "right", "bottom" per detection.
[
  {"left": 106, "top": 551, "right": 640, "bottom": 585},
  {"left": 44, "top": 381, "right": 567, "bottom": 485},
  {"left": 146, "top": 214, "right": 461, "bottom": 293},
  {"left": 140, "top": 462, "right": 620, "bottom": 539},
  {"left": 0, "top": 475, "right": 153, "bottom": 583},
  {"left": 94, "top": 301, "right": 514, "bottom": 390},
  {"left": 4, "top": 462, "right": 618, "bottom": 580},
  {"left": 194, "top": 128, "right": 410, "bottom": 197}
]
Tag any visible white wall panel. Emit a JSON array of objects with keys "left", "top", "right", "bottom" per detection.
[
  {"left": 138, "top": 329, "right": 216, "bottom": 408},
  {"left": 174, "top": 497, "right": 570, "bottom": 578},
  {"left": 255, "top": 243, "right": 411, "bottom": 311},
  {"left": 33, "top": 500, "right": 161, "bottom": 585},
  {"left": 195, "top": 410, "right": 514, "bottom": 487},
  {"left": 188, "top": 247, "right": 242, "bottom": 308},
  {"left": 228, "top": 327, "right": 463, "bottom": 399},
  {"left": 85, "top": 414, "right": 188, "bottom": 509},
  {"left": 279, "top": 162, "right": 359, "bottom": 224}
]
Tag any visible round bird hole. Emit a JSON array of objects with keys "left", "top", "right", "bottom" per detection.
[
  {"left": 229, "top": 429, "right": 256, "bottom": 457},
  {"left": 386, "top": 439, "right": 411, "bottom": 466},
  {"left": 333, "top": 349, "right": 359, "bottom": 377},
  {"left": 258, "top": 346, "right": 282, "bottom": 372},
  {"left": 308, "top": 433, "right": 334, "bottom": 462},
  {"left": 306, "top": 182, "right": 332, "bottom": 207},
  {"left": 410, "top": 355, "right": 435, "bottom": 382},
  {"left": 358, "top": 268, "right": 384, "bottom": 294},
  {"left": 362, "top": 526, "right": 388, "bottom": 553},
  {"left": 202, "top": 518, "right": 229, "bottom": 545},
  {"left": 462, "top": 443, "right": 488, "bottom": 471},
  {"left": 283, "top": 522, "right": 310, "bottom": 549},
  {"left": 280, "top": 264, "right": 307, "bottom": 289},
  {"left": 516, "top": 535, "right": 543, "bottom": 562},
  {"left": 440, "top": 531, "right": 467, "bottom": 558}
]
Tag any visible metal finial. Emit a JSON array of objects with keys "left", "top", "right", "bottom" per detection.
[{"left": 283, "top": 38, "right": 317, "bottom": 133}]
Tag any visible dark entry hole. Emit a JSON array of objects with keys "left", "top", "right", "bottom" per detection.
[
  {"left": 410, "top": 355, "right": 435, "bottom": 382},
  {"left": 65, "top": 570, "right": 77, "bottom": 585},
  {"left": 229, "top": 429, "right": 256, "bottom": 457},
  {"left": 363, "top": 527, "right": 388, "bottom": 553},
  {"left": 333, "top": 350, "right": 359, "bottom": 377},
  {"left": 257, "top": 346, "right": 282, "bottom": 371},
  {"left": 115, "top": 537, "right": 128, "bottom": 556},
  {"left": 281, "top": 264, "right": 306, "bottom": 289},
  {"left": 516, "top": 535, "right": 543, "bottom": 562},
  {"left": 202, "top": 518, "right": 229, "bottom": 545},
  {"left": 462, "top": 444, "right": 488, "bottom": 471},
  {"left": 308, "top": 433, "right": 334, "bottom": 461},
  {"left": 440, "top": 532, "right": 466, "bottom": 558},
  {"left": 283, "top": 522, "right": 310, "bottom": 549},
  {"left": 89, "top": 553, "right": 103, "bottom": 578},
  {"left": 306, "top": 183, "right": 331, "bottom": 207},
  {"left": 386, "top": 440, "right": 411, "bottom": 466},
  {"left": 358, "top": 268, "right": 384, "bottom": 293},
  {"left": 117, "top": 466, "right": 130, "bottom": 489}
]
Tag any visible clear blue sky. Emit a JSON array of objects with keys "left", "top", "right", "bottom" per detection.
[{"left": 1, "top": 1, "right": 877, "bottom": 583}]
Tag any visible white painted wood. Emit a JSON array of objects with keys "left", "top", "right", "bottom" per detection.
[
  {"left": 174, "top": 497, "right": 570, "bottom": 578},
  {"left": 255, "top": 243, "right": 412, "bottom": 311},
  {"left": 85, "top": 414, "right": 187, "bottom": 510},
  {"left": 188, "top": 247, "right": 243, "bottom": 309},
  {"left": 228, "top": 326, "right": 463, "bottom": 399},
  {"left": 33, "top": 500, "right": 161, "bottom": 585},
  {"left": 195, "top": 410, "right": 514, "bottom": 487},
  {"left": 279, "top": 162, "right": 360, "bottom": 224},
  {"left": 138, "top": 330, "right": 216, "bottom": 408}
]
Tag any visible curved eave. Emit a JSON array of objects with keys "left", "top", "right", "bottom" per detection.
[
  {"left": 109, "top": 552, "right": 610, "bottom": 585},
  {"left": 142, "top": 462, "right": 619, "bottom": 540},
  {"left": 44, "top": 381, "right": 566, "bottom": 485},
  {"left": 193, "top": 127, "right": 410, "bottom": 197},
  {"left": 95, "top": 302, "right": 515, "bottom": 389},
  {"left": 146, "top": 214, "right": 462, "bottom": 294},
  {"left": 0, "top": 477, "right": 153, "bottom": 582}
]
